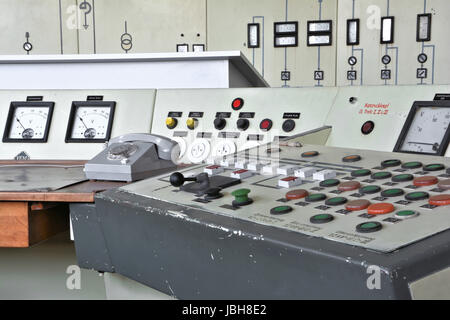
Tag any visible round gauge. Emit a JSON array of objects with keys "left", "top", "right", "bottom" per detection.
[
  {"left": 213, "top": 140, "right": 236, "bottom": 157},
  {"left": 187, "top": 139, "right": 211, "bottom": 164},
  {"left": 3, "top": 102, "right": 54, "bottom": 142},
  {"left": 66, "top": 102, "right": 115, "bottom": 143},
  {"left": 397, "top": 106, "right": 450, "bottom": 155}
]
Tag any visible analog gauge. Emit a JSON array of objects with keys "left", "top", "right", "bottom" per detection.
[
  {"left": 65, "top": 101, "right": 116, "bottom": 143},
  {"left": 3, "top": 102, "right": 54, "bottom": 143},
  {"left": 395, "top": 103, "right": 450, "bottom": 156}
]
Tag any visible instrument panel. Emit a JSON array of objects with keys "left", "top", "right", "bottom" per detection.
[
  {"left": 2, "top": 102, "right": 54, "bottom": 143},
  {"left": 65, "top": 101, "right": 116, "bottom": 143},
  {"left": 394, "top": 101, "right": 450, "bottom": 156}
]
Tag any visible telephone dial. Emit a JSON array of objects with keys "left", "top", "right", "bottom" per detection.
[{"left": 84, "top": 133, "right": 180, "bottom": 182}]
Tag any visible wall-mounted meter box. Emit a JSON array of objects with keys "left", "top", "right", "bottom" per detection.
[
  {"left": 274, "top": 21, "right": 298, "bottom": 47},
  {"left": 380, "top": 17, "right": 395, "bottom": 44},
  {"left": 307, "top": 20, "right": 332, "bottom": 46},
  {"left": 247, "top": 23, "right": 260, "bottom": 48},
  {"left": 417, "top": 14, "right": 432, "bottom": 42},
  {"left": 346, "top": 19, "right": 360, "bottom": 46}
]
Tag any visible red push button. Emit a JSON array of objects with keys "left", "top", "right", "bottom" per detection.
[
  {"left": 259, "top": 119, "right": 273, "bottom": 131},
  {"left": 286, "top": 189, "right": 309, "bottom": 200},
  {"left": 413, "top": 176, "right": 439, "bottom": 187},
  {"left": 367, "top": 203, "right": 395, "bottom": 215},
  {"left": 346, "top": 200, "right": 371, "bottom": 211},
  {"left": 232, "top": 98, "right": 244, "bottom": 110},
  {"left": 429, "top": 195, "right": 450, "bottom": 206},
  {"left": 338, "top": 181, "right": 361, "bottom": 192}
]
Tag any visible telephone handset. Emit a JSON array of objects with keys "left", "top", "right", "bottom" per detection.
[{"left": 84, "top": 133, "right": 180, "bottom": 182}]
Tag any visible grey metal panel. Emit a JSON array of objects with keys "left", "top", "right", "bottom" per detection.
[
  {"left": 70, "top": 203, "right": 114, "bottom": 273},
  {"left": 90, "top": 189, "right": 450, "bottom": 299}
]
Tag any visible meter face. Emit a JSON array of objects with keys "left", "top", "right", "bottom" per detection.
[
  {"left": 3, "top": 102, "right": 54, "bottom": 143},
  {"left": 65, "top": 102, "right": 115, "bottom": 143},
  {"left": 396, "top": 105, "right": 450, "bottom": 156}
]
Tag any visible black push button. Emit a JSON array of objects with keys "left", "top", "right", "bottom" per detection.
[
  {"left": 371, "top": 172, "right": 392, "bottom": 180},
  {"left": 351, "top": 169, "right": 372, "bottom": 177},
  {"left": 381, "top": 188, "right": 404, "bottom": 198},
  {"left": 423, "top": 164, "right": 445, "bottom": 172},
  {"left": 392, "top": 174, "right": 414, "bottom": 183},
  {"left": 236, "top": 118, "right": 250, "bottom": 131},
  {"left": 381, "top": 159, "right": 401, "bottom": 168},
  {"left": 356, "top": 222, "right": 382, "bottom": 233},
  {"left": 310, "top": 214, "right": 334, "bottom": 224},
  {"left": 270, "top": 206, "right": 293, "bottom": 215},
  {"left": 282, "top": 119, "right": 296, "bottom": 132},
  {"left": 305, "top": 193, "right": 327, "bottom": 202},
  {"left": 214, "top": 118, "right": 227, "bottom": 130},
  {"left": 402, "top": 162, "right": 423, "bottom": 170},
  {"left": 359, "top": 185, "right": 381, "bottom": 194},
  {"left": 325, "top": 197, "right": 348, "bottom": 206}
]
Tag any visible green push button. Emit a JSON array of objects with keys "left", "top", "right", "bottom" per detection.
[
  {"left": 231, "top": 188, "right": 253, "bottom": 206},
  {"left": 270, "top": 206, "right": 293, "bottom": 215},
  {"left": 381, "top": 159, "right": 401, "bottom": 168},
  {"left": 305, "top": 193, "right": 327, "bottom": 202},
  {"left": 359, "top": 185, "right": 381, "bottom": 195},
  {"left": 325, "top": 197, "right": 348, "bottom": 206},
  {"left": 424, "top": 164, "right": 445, "bottom": 172},
  {"left": 392, "top": 174, "right": 414, "bottom": 183},
  {"left": 319, "top": 179, "right": 340, "bottom": 188},
  {"left": 380, "top": 188, "right": 405, "bottom": 198},
  {"left": 310, "top": 214, "right": 334, "bottom": 224},
  {"left": 351, "top": 169, "right": 372, "bottom": 177},
  {"left": 402, "top": 162, "right": 423, "bottom": 170},
  {"left": 371, "top": 172, "right": 392, "bottom": 180},
  {"left": 356, "top": 222, "right": 382, "bottom": 233},
  {"left": 405, "top": 192, "right": 429, "bottom": 201},
  {"left": 396, "top": 210, "right": 419, "bottom": 219}
]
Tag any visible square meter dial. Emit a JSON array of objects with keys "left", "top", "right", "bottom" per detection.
[
  {"left": 65, "top": 101, "right": 116, "bottom": 143},
  {"left": 394, "top": 101, "right": 450, "bottom": 156},
  {"left": 2, "top": 101, "right": 54, "bottom": 143}
]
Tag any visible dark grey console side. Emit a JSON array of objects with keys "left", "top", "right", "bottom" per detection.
[
  {"left": 70, "top": 203, "right": 114, "bottom": 273},
  {"left": 81, "top": 189, "right": 450, "bottom": 300}
]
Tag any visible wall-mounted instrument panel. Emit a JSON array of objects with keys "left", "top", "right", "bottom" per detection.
[{"left": 0, "top": 90, "right": 156, "bottom": 160}]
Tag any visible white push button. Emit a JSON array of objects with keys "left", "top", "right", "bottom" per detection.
[
  {"left": 313, "top": 170, "right": 336, "bottom": 181},
  {"left": 204, "top": 165, "right": 224, "bottom": 176},
  {"left": 247, "top": 162, "right": 263, "bottom": 171},
  {"left": 295, "top": 167, "right": 317, "bottom": 178},
  {"left": 231, "top": 169, "right": 252, "bottom": 179},
  {"left": 277, "top": 165, "right": 298, "bottom": 176},
  {"left": 262, "top": 164, "right": 278, "bottom": 175},
  {"left": 278, "top": 176, "right": 302, "bottom": 188}
]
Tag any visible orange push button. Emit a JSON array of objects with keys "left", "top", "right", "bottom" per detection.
[
  {"left": 286, "top": 189, "right": 309, "bottom": 200},
  {"left": 413, "top": 176, "right": 438, "bottom": 187},
  {"left": 346, "top": 200, "right": 371, "bottom": 211},
  {"left": 429, "top": 195, "right": 450, "bottom": 206},
  {"left": 338, "top": 181, "right": 361, "bottom": 192},
  {"left": 367, "top": 203, "right": 395, "bottom": 215}
]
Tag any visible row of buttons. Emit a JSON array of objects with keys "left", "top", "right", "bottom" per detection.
[{"left": 166, "top": 116, "right": 296, "bottom": 132}]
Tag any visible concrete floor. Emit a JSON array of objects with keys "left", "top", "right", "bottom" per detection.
[{"left": 0, "top": 232, "right": 106, "bottom": 300}]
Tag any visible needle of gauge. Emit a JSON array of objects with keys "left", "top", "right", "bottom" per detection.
[
  {"left": 16, "top": 118, "right": 26, "bottom": 130},
  {"left": 78, "top": 116, "right": 89, "bottom": 129},
  {"left": 407, "top": 142, "right": 436, "bottom": 146}
]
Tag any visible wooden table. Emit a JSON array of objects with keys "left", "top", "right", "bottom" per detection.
[{"left": 0, "top": 161, "right": 125, "bottom": 248}]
